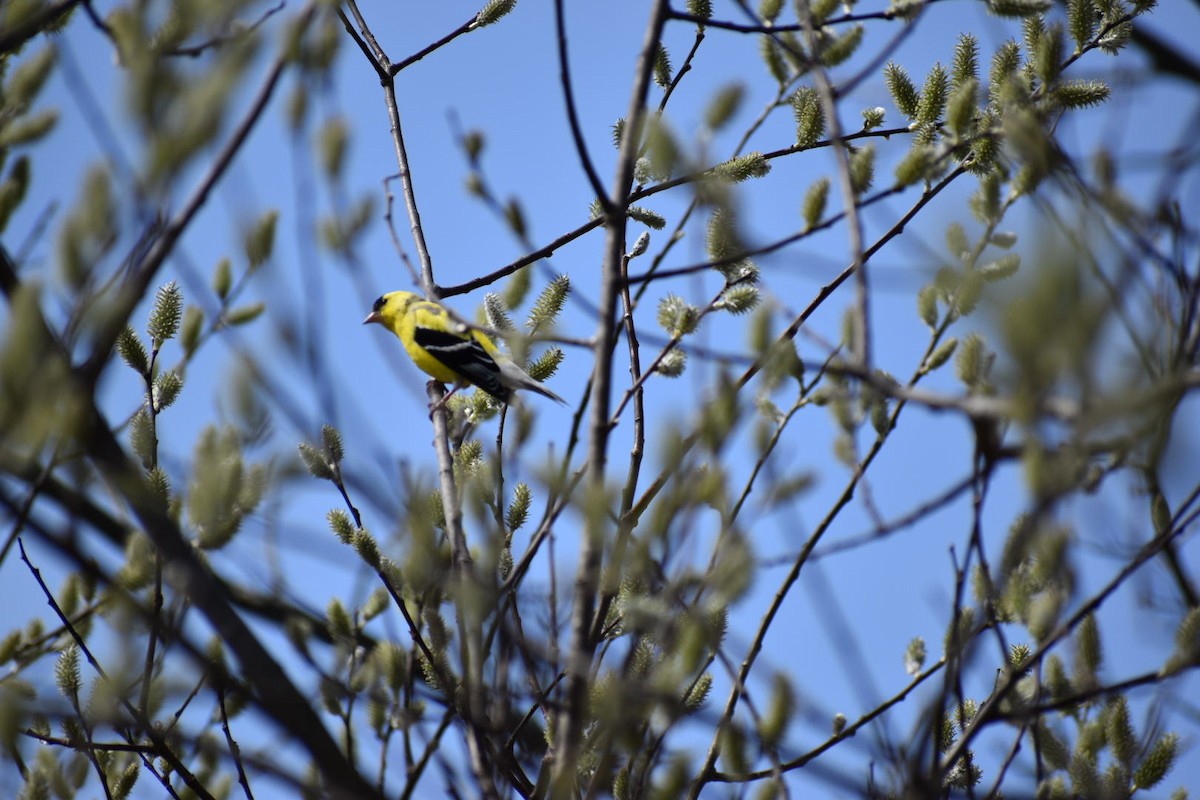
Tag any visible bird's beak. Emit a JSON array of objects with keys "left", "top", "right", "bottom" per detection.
[{"left": 363, "top": 311, "right": 383, "bottom": 325}]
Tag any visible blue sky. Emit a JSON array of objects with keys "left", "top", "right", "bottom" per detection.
[{"left": 3, "top": 1, "right": 1199, "bottom": 796}]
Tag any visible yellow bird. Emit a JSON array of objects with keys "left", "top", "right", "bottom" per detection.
[{"left": 363, "top": 291, "right": 565, "bottom": 405}]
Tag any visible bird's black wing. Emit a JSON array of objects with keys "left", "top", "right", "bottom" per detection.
[{"left": 413, "top": 326, "right": 511, "bottom": 402}]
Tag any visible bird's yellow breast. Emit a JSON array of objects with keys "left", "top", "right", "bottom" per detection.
[{"left": 396, "top": 309, "right": 465, "bottom": 384}]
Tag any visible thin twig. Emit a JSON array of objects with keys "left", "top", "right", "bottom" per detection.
[{"left": 554, "top": 0, "right": 608, "bottom": 206}]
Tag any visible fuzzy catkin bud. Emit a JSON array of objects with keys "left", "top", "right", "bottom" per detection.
[
  {"left": 802, "top": 177, "right": 830, "bottom": 230},
  {"left": 116, "top": 326, "right": 149, "bottom": 376},
  {"left": 1133, "top": 732, "right": 1178, "bottom": 790},
  {"left": 628, "top": 231, "right": 650, "bottom": 258},
  {"left": 506, "top": 483, "right": 532, "bottom": 532},
  {"left": 55, "top": 645, "right": 81, "bottom": 698},
  {"left": 791, "top": 88, "right": 825, "bottom": 147},
  {"left": 475, "top": 0, "right": 517, "bottom": 27},
  {"left": 147, "top": 282, "right": 182, "bottom": 345},
  {"left": 884, "top": 62, "right": 920, "bottom": 119}
]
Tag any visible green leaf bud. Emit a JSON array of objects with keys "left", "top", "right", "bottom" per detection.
[
  {"left": 1073, "top": 613, "right": 1102, "bottom": 687},
  {"left": 801, "top": 176, "right": 830, "bottom": 231},
  {"left": 299, "top": 443, "right": 333, "bottom": 481},
  {"left": 327, "top": 509, "right": 355, "bottom": 544},
  {"left": 952, "top": 33, "right": 979, "bottom": 89},
  {"left": 55, "top": 645, "right": 81, "bottom": 698},
  {"left": 1105, "top": 696, "right": 1136, "bottom": 767},
  {"left": 527, "top": 275, "right": 569, "bottom": 334},
  {"left": 1068, "top": 0, "right": 1096, "bottom": 51},
  {"left": 757, "top": 673, "right": 795, "bottom": 749},
  {"left": 321, "top": 424, "right": 344, "bottom": 465},
  {"left": 712, "top": 152, "right": 771, "bottom": 183},
  {"left": 0, "top": 156, "right": 32, "bottom": 235},
  {"left": 0, "top": 109, "right": 58, "bottom": 147},
  {"left": 791, "top": 87, "right": 825, "bottom": 147},
  {"left": 1070, "top": 752, "right": 1100, "bottom": 798},
  {"left": 979, "top": 254, "right": 1020, "bottom": 281},
  {"left": 717, "top": 284, "right": 760, "bottom": 315},
  {"left": 1162, "top": 607, "right": 1200, "bottom": 675},
  {"left": 1133, "top": 732, "right": 1179, "bottom": 790},
  {"left": 1034, "top": 23, "right": 1065, "bottom": 86},
  {"left": 611, "top": 118, "right": 626, "bottom": 150},
  {"left": 849, "top": 144, "right": 875, "bottom": 196},
  {"left": 113, "top": 761, "right": 139, "bottom": 799},
  {"left": 354, "top": 529, "right": 381, "bottom": 569},
  {"left": 653, "top": 43, "right": 672, "bottom": 88},
  {"left": 657, "top": 294, "right": 700, "bottom": 337},
  {"left": 504, "top": 197, "right": 526, "bottom": 238},
  {"left": 1152, "top": 491, "right": 1171, "bottom": 534},
  {"left": 244, "top": 210, "right": 278, "bottom": 269},
  {"left": 904, "top": 637, "right": 927, "bottom": 675},
  {"left": 145, "top": 468, "right": 172, "bottom": 513},
  {"left": 628, "top": 231, "right": 651, "bottom": 258},
  {"left": 641, "top": 118, "right": 679, "bottom": 182},
  {"left": 987, "top": 0, "right": 1052, "bottom": 17},
  {"left": 705, "top": 83, "right": 745, "bottom": 130},
  {"left": 884, "top": 62, "right": 920, "bottom": 119},
  {"left": 954, "top": 271, "right": 984, "bottom": 317},
  {"left": 153, "top": 369, "right": 184, "bottom": 412},
  {"left": 326, "top": 598, "right": 354, "bottom": 642},
  {"left": 212, "top": 258, "right": 233, "bottom": 300},
  {"left": 1052, "top": 79, "right": 1110, "bottom": 109},
  {"left": 181, "top": 305, "right": 204, "bottom": 358},
  {"left": 475, "top": 0, "right": 517, "bottom": 27},
  {"left": 527, "top": 347, "right": 564, "bottom": 383},
  {"left": 760, "top": 35, "right": 789, "bottom": 85},
  {"left": 916, "top": 63, "right": 948, "bottom": 126},
  {"left": 918, "top": 285, "right": 939, "bottom": 329},
  {"left": 224, "top": 302, "right": 266, "bottom": 327},
  {"left": 657, "top": 348, "right": 686, "bottom": 378},
  {"left": 147, "top": 281, "right": 183, "bottom": 346},
  {"left": 8, "top": 45, "right": 57, "bottom": 108},
  {"left": 628, "top": 205, "right": 666, "bottom": 229},
  {"left": 946, "top": 223, "right": 970, "bottom": 261},
  {"left": 923, "top": 337, "right": 958, "bottom": 374},
  {"left": 947, "top": 77, "right": 978, "bottom": 135},
  {"left": 819, "top": 24, "right": 864, "bottom": 67},
  {"left": 989, "top": 231, "right": 1018, "bottom": 249},
  {"left": 970, "top": 174, "right": 1002, "bottom": 224},
  {"left": 130, "top": 408, "right": 156, "bottom": 469},
  {"left": 503, "top": 266, "right": 532, "bottom": 309},
  {"left": 894, "top": 143, "right": 933, "bottom": 187},
  {"left": 989, "top": 40, "right": 1023, "bottom": 104},
  {"left": 116, "top": 326, "right": 150, "bottom": 376},
  {"left": 955, "top": 331, "right": 984, "bottom": 388},
  {"left": 424, "top": 608, "right": 450, "bottom": 652},
  {"left": 683, "top": 672, "right": 712, "bottom": 714},
  {"left": 861, "top": 106, "right": 885, "bottom": 131},
  {"left": 483, "top": 293, "right": 514, "bottom": 333},
  {"left": 189, "top": 427, "right": 254, "bottom": 550},
  {"left": 318, "top": 116, "right": 349, "bottom": 179},
  {"left": 506, "top": 483, "right": 531, "bottom": 532},
  {"left": 706, "top": 207, "right": 745, "bottom": 262}
]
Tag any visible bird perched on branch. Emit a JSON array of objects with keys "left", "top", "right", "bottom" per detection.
[{"left": 364, "top": 290, "right": 565, "bottom": 406}]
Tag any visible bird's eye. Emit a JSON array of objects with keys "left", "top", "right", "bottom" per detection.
[{"left": 373, "top": 296, "right": 386, "bottom": 312}]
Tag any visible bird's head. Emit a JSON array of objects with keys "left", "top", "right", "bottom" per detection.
[{"left": 363, "top": 291, "right": 416, "bottom": 330}]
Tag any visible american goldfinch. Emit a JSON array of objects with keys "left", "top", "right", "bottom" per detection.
[{"left": 363, "top": 291, "right": 565, "bottom": 405}]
